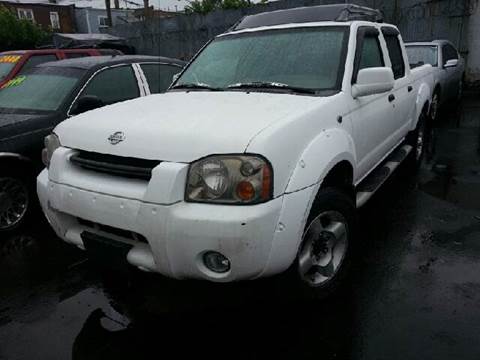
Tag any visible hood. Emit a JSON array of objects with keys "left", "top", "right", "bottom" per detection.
[
  {"left": 0, "top": 111, "right": 58, "bottom": 141},
  {"left": 55, "top": 91, "right": 319, "bottom": 162}
]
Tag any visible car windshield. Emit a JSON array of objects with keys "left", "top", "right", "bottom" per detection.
[
  {"left": 406, "top": 45, "right": 438, "bottom": 68},
  {"left": 174, "top": 26, "right": 349, "bottom": 94},
  {"left": 0, "top": 54, "right": 22, "bottom": 82},
  {"left": 0, "top": 67, "right": 84, "bottom": 112}
]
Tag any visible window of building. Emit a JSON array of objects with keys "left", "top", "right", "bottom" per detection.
[
  {"left": 384, "top": 34, "right": 406, "bottom": 79},
  {"left": 17, "top": 8, "right": 34, "bottom": 22},
  {"left": 50, "top": 12, "right": 60, "bottom": 30},
  {"left": 98, "top": 16, "right": 109, "bottom": 28}
]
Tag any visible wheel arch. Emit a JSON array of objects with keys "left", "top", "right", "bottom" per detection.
[
  {"left": 0, "top": 152, "right": 34, "bottom": 174},
  {"left": 284, "top": 128, "right": 357, "bottom": 194}
]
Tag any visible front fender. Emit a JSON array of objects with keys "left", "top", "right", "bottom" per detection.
[
  {"left": 414, "top": 81, "right": 432, "bottom": 130},
  {"left": 285, "top": 128, "right": 356, "bottom": 193}
]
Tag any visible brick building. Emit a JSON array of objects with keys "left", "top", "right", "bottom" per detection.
[{"left": 0, "top": 0, "right": 76, "bottom": 33}]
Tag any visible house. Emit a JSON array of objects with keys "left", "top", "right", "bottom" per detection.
[
  {"left": 0, "top": 0, "right": 76, "bottom": 33},
  {"left": 55, "top": 0, "right": 138, "bottom": 34}
]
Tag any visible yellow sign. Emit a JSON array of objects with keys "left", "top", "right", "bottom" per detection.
[
  {"left": 0, "top": 76, "right": 26, "bottom": 89},
  {"left": 0, "top": 55, "right": 22, "bottom": 64}
]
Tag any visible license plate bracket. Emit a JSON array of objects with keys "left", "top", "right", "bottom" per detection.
[{"left": 81, "top": 231, "right": 133, "bottom": 272}]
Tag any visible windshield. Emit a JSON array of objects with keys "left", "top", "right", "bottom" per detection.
[
  {"left": 0, "top": 67, "right": 83, "bottom": 112},
  {"left": 174, "top": 27, "right": 349, "bottom": 94},
  {"left": 0, "top": 54, "right": 22, "bottom": 82},
  {"left": 406, "top": 45, "right": 438, "bottom": 68}
]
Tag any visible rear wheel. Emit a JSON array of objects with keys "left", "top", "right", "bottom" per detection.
[{"left": 284, "top": 188, "right": 356, "bottom": 299}]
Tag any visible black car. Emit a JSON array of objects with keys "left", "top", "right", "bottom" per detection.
[{"left": 0, "top": 55, "right": 185, "bottom": 231}]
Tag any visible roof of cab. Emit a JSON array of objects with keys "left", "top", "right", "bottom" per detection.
[
  {"left": 232, "top": 4, "right": 383, "bottom": 31},
  {"left": 37, "top": 55, "right": 185, "bottom": 70}
]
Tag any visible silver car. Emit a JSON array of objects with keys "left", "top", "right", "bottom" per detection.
[{"left": 406, "top": 40, "right": 465, "bottom": 121}]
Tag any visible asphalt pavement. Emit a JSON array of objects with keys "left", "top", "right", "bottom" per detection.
[{"left": 0, "top": 93, "right": 479, "bottom": 360}]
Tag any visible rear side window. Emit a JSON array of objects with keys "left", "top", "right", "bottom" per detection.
[
  {"left": 358, "top": 36, "right": 384, "bottom": 70},
  {"left": 81, "top": 65, "right": 139, "bottom": 105},
  {"left": 19, "top": 54, "right": 58, "bottom": 74},
  {"left": 384, "top": 35, "right": 405, "bottom": 79},
  {"left": 140, "top": 63, "right": 181, "bottom": 93}
]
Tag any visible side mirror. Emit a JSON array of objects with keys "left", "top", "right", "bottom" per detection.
[
  {"left": 444, "top": 59, "right": 458, "bottom": 68},
  {"left": 72, "top": 95, "right": 104, "bottom": 115},
  {"left": 352, "top": 67, "right": 395, "bottom": 98}
]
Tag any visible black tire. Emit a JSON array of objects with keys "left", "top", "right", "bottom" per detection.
[
  {"left": 430, "top": 90, "right": 440, "bottom": 122},
  {"left": 406, "top": 112, "right": 427, "bottom": 169},
  {"left": 0, "top": 169, "right": 36, "bottom": 233},
  {"left": 281, "top": 187, "right": 356, "bottom": 300}
]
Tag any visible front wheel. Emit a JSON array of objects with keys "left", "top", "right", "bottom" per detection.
[
  {"left": 284, "top": 188, "right": 356, "bottom": 299},
  {"left": 406, "top": 113, "right": 427, "bottom": 169},
  {"left": 0, "top": 174, "right": 31, "bottom": 232}
]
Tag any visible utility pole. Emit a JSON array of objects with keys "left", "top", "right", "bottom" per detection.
[
  {"left": 105, "top": 0, "right": 112, "bottom": 27},
  {"left": 143, "top": 0, "right": 149, "bottom": 18},
  {"left": 114, "top": 0, "right": 120, "bottom": 9}
]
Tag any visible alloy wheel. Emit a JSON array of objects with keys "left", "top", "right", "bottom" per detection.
[
  {"left": 298, "top": 211, "right": 349, "bottom": 287},
  {"left": 0, "top": 177, "right": 29, "bottom": 230}
]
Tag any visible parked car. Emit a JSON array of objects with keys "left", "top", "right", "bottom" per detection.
[
  {"left": 0, "top": 55, "right": 185, "bottom": 231},
  {"left": 38, "top": 4, "right": 434, "bottom": 297},
  {"left": 0, "top": 48, "right": 123, "bottom": 89},
  {"left": 405, "top": 40, "right": 465, "bottom": 121}
]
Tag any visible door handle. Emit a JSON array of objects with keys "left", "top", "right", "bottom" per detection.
[
  {"left": 408, "top": 86, "right": 413, "bottom": 92},
  {"left": 388, "top": 94, "right": 395, "bottom": 102}
]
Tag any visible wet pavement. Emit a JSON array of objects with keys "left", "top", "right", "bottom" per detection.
[{"left": 1, "top": 93, "right": 480, "bottom": 360}]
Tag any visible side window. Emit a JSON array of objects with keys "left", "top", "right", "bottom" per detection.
[
  {"left": 140, "top": 63, "right": 181, "bottom": 94},
  {"left": 358, "top": 36, "right": 384, "bottom": 70},
  {"left": 19, "top": 54, "right": 58, "bottom": 74},
  {"left": 80, "top": 65, "right": 139, "bottom": 105},
  {"left": 384, "top": 34, "right": 406, "bottom": 79},
  {"left": 443, "top": 44, "right": 458, "bottom": 64}
]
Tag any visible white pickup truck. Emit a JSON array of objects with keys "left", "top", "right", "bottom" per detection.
[{"left": 38, "top": 4, "right": 434, "bottom": 297}]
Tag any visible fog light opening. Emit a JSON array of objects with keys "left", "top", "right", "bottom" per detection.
[{"left": 203, "top": 251, "right": 231, "bottom": 273}]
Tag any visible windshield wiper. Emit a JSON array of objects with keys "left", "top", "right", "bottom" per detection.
[
  {"left": 227, "top": 82, "right": 317, "bottom": 94},
  {"left": 170, "top": 83, "right": 224, "bottom": 91}
]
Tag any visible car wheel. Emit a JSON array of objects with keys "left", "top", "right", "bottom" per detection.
[
  {"left": 430, "top": 91, "right": 440, "bottom": 122},
  {"left": 284, "top": 188, "right": 356, "bottom": 299},
  {"left": 407, "top": 113, "right": 427, "bottom": 169},
  {"left": 0, "top": 174, "right": 31, "bottom": 232}
]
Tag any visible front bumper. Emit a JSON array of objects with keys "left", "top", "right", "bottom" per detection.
[{"left": 37, "top": 168, "right": 287, "bottom": 282}]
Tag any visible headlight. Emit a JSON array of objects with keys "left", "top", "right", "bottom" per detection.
[
  {"left": 42, "top": 133, "right": 61, "bottom": 168},
  {"left": 186, "top": 155, "right": 273, "bottom": 204}
]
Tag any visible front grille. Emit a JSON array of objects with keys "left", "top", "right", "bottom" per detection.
[
  {"left": 77, "top": 218, "right": 148, "bottom": 243},
  {"left": 70, "top": 151, "right": 160, "bottom": 180}
]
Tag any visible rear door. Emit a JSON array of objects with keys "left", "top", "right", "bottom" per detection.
[{"left": 381, "top": 27, "right": 415, "bottom": 141}]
